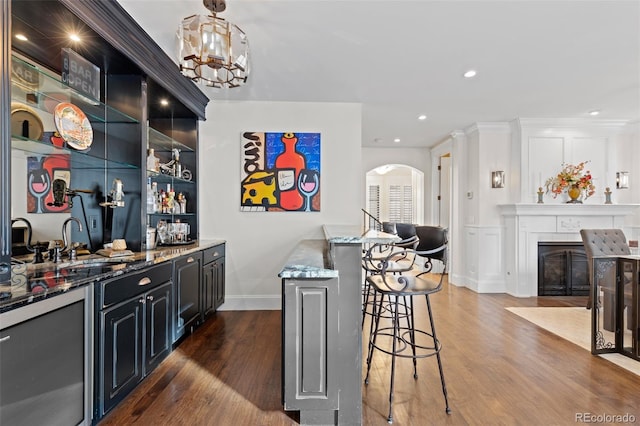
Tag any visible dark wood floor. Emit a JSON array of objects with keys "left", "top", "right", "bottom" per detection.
[{"left": 100, "top": 280, "right": 640, "bottom": 425}]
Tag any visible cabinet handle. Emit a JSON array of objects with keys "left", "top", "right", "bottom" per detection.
[
  {"left": 0, "top": 336, "right": 10, "bottom": 343},
  {"left": 213, "top": 252, "right": 219, "bottom": 257},
  {"left": 187, "top": 257, "right": 195, "bottom": 263},
  {"left": 138, "top": 277, "right": 152, "bottom": 286},
  {"left": 147, "top": 295, "right": 154, "bottom": 302},
  {"left": 139, "top": 297, "right": 145, "bottom": 304}
]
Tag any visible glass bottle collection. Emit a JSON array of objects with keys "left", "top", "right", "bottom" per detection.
[{"left": 147, "top": 178, "right": 187, "bottom": 214}]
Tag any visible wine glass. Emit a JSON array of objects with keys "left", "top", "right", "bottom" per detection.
[{"left": 297, "top": 169, "right": 319, "bottom": 211}]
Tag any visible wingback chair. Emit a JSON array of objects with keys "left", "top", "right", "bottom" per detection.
[{"left": 580, "top": 229, "right": 631, "bottom": 331}]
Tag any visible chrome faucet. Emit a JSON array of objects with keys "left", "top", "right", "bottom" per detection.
[
  {"left": 11, "top": 217, "right": 33, "bottom": 252},
  {"left": 62, "top": 217, "right": 83, "bottom": 253}
]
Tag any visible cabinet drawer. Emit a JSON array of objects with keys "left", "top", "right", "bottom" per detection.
[
  {"left": 203, "top": 244, "right": 225, "bottom": 264},
  {"left": 100, "top": 263, "right": 172, "bottom": 308}
]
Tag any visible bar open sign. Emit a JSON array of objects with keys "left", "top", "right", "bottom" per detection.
[{"left": 61, "top": 48, "right": 100, "bottom": 101}]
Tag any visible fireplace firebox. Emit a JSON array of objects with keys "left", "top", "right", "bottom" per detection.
[{"left": 537, "top": 242, "right": 589, "bottom": 296}]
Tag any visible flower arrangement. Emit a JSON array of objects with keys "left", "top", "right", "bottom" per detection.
[{"left": 545, "top": 161, "right": 596, "bottom": 200}]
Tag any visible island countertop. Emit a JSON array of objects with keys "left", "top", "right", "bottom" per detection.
[
  {"left": 0, "top": 239, "right": 225, "bottom": 313},
  {"left": 322, "top": 225, "right": 400, "bottom": 244}
]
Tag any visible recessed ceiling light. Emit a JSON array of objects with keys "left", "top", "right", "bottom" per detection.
[
  {"left": 463, "top": 69, "right": 477, "bottom": 78},
  {"left": 589, "top": 110, "right": 600, "bottom": 116},
  {"left": 393, "top": 138, "right": 401, "bottom": 143},
  {"left": 418, "top": 114, "right": 427, "bottom": 121},
  {"left": 15, "top": 34, "right": 28, "bottom": 41},
  {"left": 160, "top": 99, "right": 169, "bottom": 106},
  {"left": 69, "top": 33, "right": 81, "bottom": 42}
]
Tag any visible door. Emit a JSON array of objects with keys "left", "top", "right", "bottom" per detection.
[
  {"left": 202, "top": 261, "right": 215, "bottom": 317},
  {"left": 214, "top": 257, "right": 226, "bottom": 309},
  {"left": 439, "top": 155, "right": 451, "bottom": 228},
  {"left": 174, "top": 253, "right": 202, "bottom": 340},
  {"left": 101, "top": 298, "right": 143, "bottom": 415},
  {"left": 0, "top": 301, "right": 85, "bottom": 426},
  {"left": 145, "top": 282, "right": 172, "bottom": 374}
]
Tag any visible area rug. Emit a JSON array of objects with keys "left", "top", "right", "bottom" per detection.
[{"left": 506, "top": 307, "right": 640, "bottom": 376}]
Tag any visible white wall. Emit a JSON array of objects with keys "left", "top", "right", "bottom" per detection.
[{"left": 199, "top": 101, "right": 362, "bottom": 310}]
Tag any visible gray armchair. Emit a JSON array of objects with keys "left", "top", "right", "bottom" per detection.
[{"left": 580, "top": 229, "right": 631, "bottom": 331}]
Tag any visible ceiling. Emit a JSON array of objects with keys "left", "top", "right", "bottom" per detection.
[{"left": 118, "top": 0, "right": 640, "bottom": 148}]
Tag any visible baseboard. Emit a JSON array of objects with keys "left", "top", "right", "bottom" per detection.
[{"left": 217, "top": 295, "right": 281, "bottom": 311}]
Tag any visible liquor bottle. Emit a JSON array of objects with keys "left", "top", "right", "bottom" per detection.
[
  {"left": 146, "top": 178, "right": 156, "bottom": 213},
  {"left": 147, "top": 148, "right": 160, "bottom": 172},
  {"left": 274, "top": 133, "right": 305, "bottom": 210}
]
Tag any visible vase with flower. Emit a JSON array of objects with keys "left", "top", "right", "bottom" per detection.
[{"left": 545, "top": 161, "right": 596, "bottom": 204}]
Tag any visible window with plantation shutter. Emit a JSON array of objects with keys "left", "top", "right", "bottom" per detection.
[
  {"left": 368, "top": 185, "right": 380, "bottom": 221},
  {"left": 388, "top": 184, "right": 413, "bottom": 223}
]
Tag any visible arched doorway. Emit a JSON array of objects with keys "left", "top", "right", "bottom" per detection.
[{"left": 365, "top": 164, "right": 424, "bottom": 225}]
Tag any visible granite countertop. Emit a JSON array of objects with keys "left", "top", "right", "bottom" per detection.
[
  {"left": 322, "top": 225, "right": 400, "bottom": 244},
  {"left": 279, "top": 227, "right": 400, "bottom": 279},
  {"left": 0, "top": 239, "right": 225, "bottom": 313},
  {"left": 279, "top": 239, "right": 338, "bottom": 279}
]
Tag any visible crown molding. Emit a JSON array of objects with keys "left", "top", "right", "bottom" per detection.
[
  {"left": 516, "top": 117, "right": 631, "bottom": 130},
  {"left": 464, "top": 122, "right": 512, "bottom": 135}
]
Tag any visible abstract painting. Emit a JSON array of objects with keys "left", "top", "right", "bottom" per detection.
[
  {"left": 241, "top": 132, "right": 320, "bottom": 212},
  {"left": 27, "top": 154, "right": 70, "bottom": 213}
]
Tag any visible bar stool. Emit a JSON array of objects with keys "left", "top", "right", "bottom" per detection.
[
  {"left": 362, "top": 227, "right": 418, "bottom": 330},
  {"left": 364, "top": 225, "right": 451, "bottom": 424}
]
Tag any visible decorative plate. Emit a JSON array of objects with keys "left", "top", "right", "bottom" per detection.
[
  {"left": 10, "top": 102, "right": 44, "bottom": 141},
  {"left": 54, "top": 102, "right": 93, "bottom": 150}
]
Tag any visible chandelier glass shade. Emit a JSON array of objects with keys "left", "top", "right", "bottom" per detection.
[{"left": 178, "top": 12, "right": 249, "bottom": 88}]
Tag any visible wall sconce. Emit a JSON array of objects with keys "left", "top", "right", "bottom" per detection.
[
  {"left": 616, "top": 171, "right": 629, "bottom": 189},
  {"left": 491, "top": 171, "right": 505, "bottom": 188}
]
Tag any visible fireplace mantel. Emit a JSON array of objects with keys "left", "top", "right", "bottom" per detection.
[
  {"left": 499, "top": 203, "right": 639, "bottom": 217},
  {"left": 498, "top": 203, "right": 640, "bottom": 297}
]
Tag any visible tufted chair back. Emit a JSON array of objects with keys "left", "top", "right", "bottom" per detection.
[
  {"left": 580, "top": 229, "right": 630, "bottom": 259},
  {"left": 580, "top": 229, "right": 630, "bottom": 309}
]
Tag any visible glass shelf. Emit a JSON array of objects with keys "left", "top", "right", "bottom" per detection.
[
  {"left": 11, "top": 55, "right": 140, "bottom": 170},
  {"left": 148, "top": 127, "right": 194, "bottom": 152},
  {"left": 148, "top": 213, "right": 196, "bottom": 217},
  {"left": 11, "top": 56, "right": 138, "bottom": 125},
  {"left": 11, "top": 136, "right": 138, "bottom": 170},
  {"left": 146, "top": 170, "right": 194, "bottom": 185}
]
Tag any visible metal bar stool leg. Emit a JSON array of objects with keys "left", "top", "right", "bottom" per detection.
[
  {"left": 365, "top": 290, "right": 383, "bottom": 385},
  {"left": 387, "top": 295, "right": 400, "bottom": 424},
  {"left": 408, "top": 296, "right": 418, "bottom": 379},
  {"left": 425, "top": 294, "right": 451, "bottom": 414},
  {"left": 362, "top": 278, "right": 371, "bottom": 329}
]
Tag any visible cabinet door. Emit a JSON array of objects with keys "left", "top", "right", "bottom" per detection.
[
  {"left": 0, "top": 301, "right": 85, "bottom": 426},
  {"left": 214, "top": 257, "right": 226, "bottom": 310},
  {"left": 100, "top": 298, "right": 143, "bottom": 416},
  {"left": 174, "top": 253, "right": 202, "bottom": 341},
  {"left": 202, "top": 262, "right": 215, "bottom": 318},
  {"left": 145, "top": 282, "right": 172, "bottom": 374}
]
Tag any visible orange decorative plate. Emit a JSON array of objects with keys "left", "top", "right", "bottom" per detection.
[{"left": 54, "top": 102, "right": 93, "bottom": 150}]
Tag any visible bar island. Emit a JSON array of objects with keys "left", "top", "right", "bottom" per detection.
[{"left": 279, "top": 225, "right": 399, "bottom": 425}]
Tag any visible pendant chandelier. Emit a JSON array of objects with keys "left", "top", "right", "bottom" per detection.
[{"left": 178, "top": 0, "right": 249, "bottom": 88}]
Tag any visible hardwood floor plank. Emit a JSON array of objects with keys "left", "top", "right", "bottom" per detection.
[{"left": 100, "top": 280, "right": 640, "bottom": 425}]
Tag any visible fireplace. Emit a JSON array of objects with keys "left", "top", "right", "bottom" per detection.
[
  {"left": 498, "top": 204, "right": 638, "bottom": 297},
  {"left": 537, "top": 242, "right": 589, "bottom": 296}
]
